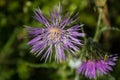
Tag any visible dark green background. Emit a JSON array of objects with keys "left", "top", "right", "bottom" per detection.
[{"left": 0, "top": 0, "right": 120, "bottom": 80}]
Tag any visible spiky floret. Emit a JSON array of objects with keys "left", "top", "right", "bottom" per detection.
[
  {"left": 26, "top": 4, "right": 85, "bottom": 63},
  {"left": 78, "top": 54, "right": 118, "bottom": 79}
]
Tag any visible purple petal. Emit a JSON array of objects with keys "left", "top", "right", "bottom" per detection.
[
  {"left": 55, "top": 44, "right": 66, "bottom": 63},
  {"left": 34, "top": 8, "right": 50, "bottom": 27}
]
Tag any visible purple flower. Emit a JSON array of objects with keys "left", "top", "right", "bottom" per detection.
[
  {"left": 78, "top": 60, "right": 96, "bottom": 79},
  {"left": 26, "top": 4, "right": 85, "bottom": 63},
  {"left": 96, "top": 54, "right": 118, "bottom": 76},
  {"left": 77, "top": 54, "right": 118, "bottom": 79}
]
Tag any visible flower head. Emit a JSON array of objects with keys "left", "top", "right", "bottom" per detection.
[
  {"left": 77, "top": 54, "right": 118, "bottom": 79},
  {"left": 26, "top": 4, "right": 85, "bottom": 63},
  {"left": 78, "top": 60, "right": 96, "bottom": 79}
]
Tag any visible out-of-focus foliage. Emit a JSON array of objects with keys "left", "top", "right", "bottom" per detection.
[{"left": 0, "top": 0, "right": 120, "bottom": 80}]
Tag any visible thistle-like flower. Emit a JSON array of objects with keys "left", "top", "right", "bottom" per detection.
[
  {"left": 77, "top": 54, "right": 118, "bottom": 79},
  {"left": 26, "top": 4, "right": 85, "bottom": 63}
]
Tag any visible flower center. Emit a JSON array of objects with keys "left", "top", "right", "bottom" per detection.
[{"left": 49, "top": 27, "right": 62, "bottom": 42}]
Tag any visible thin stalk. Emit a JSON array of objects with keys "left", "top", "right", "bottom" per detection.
[
  {"left": 95, "top": 76, "right": 97, "bottom": 80},
  {"left": 80, "top": 26, "right": 87, "bottom": 59},
  {"left": 93, "top": 9, "right": 103, "bottom": 42},
  {"left": 0, "top": 28, "right": 19, "bottom": 63},
  {"left": 26, "top": 62, "right": 58, "bottom": 68},
  {"left": 75, "top": 71, "right": 79, "bottom": 80}
]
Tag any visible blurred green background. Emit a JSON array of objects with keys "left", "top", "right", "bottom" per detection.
[{"left": 0, "top": 0, "right": 120, "bottom": 80}]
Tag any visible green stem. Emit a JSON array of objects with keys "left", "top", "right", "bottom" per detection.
[
  {"left": 26, "top": 62, "right": 58, "bottom": 68},
  {"left": 75, "top": 71, "right": 79, "bottom": 80},
  {"left": 81, "top": 25, "right": 87, "bottom": 41},
  {"left": 80, "top": 26, "right": 88, "bottom": 59},
  {"left": 0, "top": 28, "right": 19, "bottom": 63},
  {"left": 60, "top": 64, "right": 67, "bottom": 80},
  {"left": 93, "top": 9, "right": 103, "bottom": 42}
]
